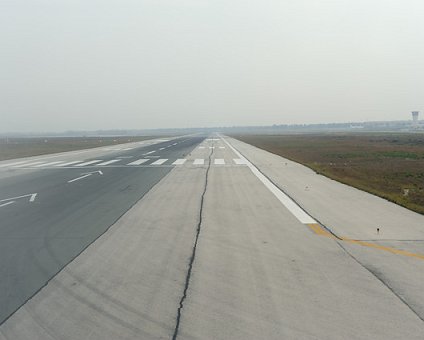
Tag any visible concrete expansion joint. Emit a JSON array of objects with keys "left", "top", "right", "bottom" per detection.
[
  {"left": 172, "top": 143, "right": 214, "bottom": 340},
  {"left": 335, "top": 241, "right": 424, "bottom": 324}
]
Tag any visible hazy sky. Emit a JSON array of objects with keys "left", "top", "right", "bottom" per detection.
[{"left": 1, "top": 0, "right": 424, "bottom": 132}]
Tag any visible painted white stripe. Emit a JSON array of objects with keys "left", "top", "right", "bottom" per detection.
[
  {"left": 55, "top": 161, "right": 84, "bottom": 167},
  {"left": 214, "top": 159, "right": 225, "bottom": 165},
  {"left": 128, "top": 159, "right": 149, "bottom": 165},
  {"left": 0, "top": 161, "right": 32, "bottom": 168},
  {"left": 143, "top": 151, "right": 156, "bottom": 155},
  {"left": 199, "top": 146, "right": 205, "bottom": 149},
  {"left": 172, "top": 143, "right": 178, "bottom": 146},
  {"left": 122, "top": 148, "right": 133, "bottom": 151},
  {"left": 74, "top": 160, "right": 102, "bottom": 167},
  {"left": 219, "top": 146, "right": 225, "bottom": 149},
  {"left": 15, "top": 161, "right": 44, "bottom": 167},
  {"left": 159, "top": 147, "right": 165, "bottom": 150},
  {"left": 234, "top": 158, "right": 247, "bottom": 165},
  {"left": 151, "top": 159, "right": 168, "bottom": 165},
  {"left": 0, "top": 193, "right": 37, "bottom": 203},
  {"left": 193, "top": 159, "right": 205, "bottom": 165},
  {"left": 209, "top": 146, "right": 215, "bottom": 149},
  {"left": 173, "top": 159, "right": 187, "bottom": 165},
  {"left": 68, "top": 174, "right": 91, "bottom": 183},
  {"left": 222, "top": 137, "right": 316, "bottom": 224},
  {"left": 97, "top": 159, "right": 121, "bottom": 166},
  {"left": 33, "top": 161, "right": 65, "bottom": 167},
  {"left": 0, "top": 201, "right": 15, "bottom": 208}
]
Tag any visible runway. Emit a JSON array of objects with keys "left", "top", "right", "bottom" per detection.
[
  {"left": 0, "top": 135, "right": 423, "bottom": 339},
  {"left": 0, "top": 136, "right": 206, "bottom": 325}
]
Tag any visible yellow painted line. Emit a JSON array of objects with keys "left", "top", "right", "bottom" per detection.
[
  {"left": 307, "top": 224, "right": 335, "bottom": 238},
  {"left": 307, "top": 224, "right": 424, "bottom": 261},
  {"left": 341, "top": 238, "right": 424, "bottom": 260}
]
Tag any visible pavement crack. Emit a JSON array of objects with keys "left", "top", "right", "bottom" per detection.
[{"left": 172, "top": 143, "right": 214, "bottom": 340}]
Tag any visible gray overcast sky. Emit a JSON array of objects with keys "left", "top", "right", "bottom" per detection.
[{"left": 1, "top": 0, "right": 424, "bottom": 132}]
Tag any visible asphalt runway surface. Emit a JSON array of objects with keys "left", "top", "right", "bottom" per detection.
[{"left": 0, "top": 136, "right": 203, "bottom": 325}]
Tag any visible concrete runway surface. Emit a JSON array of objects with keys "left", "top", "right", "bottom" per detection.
[{"left": 0, "top": 135, "right": 423, "bottom": 339}]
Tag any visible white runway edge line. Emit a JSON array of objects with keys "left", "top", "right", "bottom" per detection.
[{"left": 221, "top": 137, "right": 316, "bottom": 225}]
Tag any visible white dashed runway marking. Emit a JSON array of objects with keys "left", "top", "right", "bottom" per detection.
[
  {"left": 151, "top": 159, "right": 168, "bottom": 165},
  {"left": 128, "top": 159, "right": 149, "bottom": 165},
  {"left": 173, "top": 159, "right": 187, "bottom": 165},
  {"left": 55, "top": 161, "right": 83, "bottom": 167},
  {"left": 74, "top": 160, "right": 102, "bottom": 167},
  {"left": 1, "top": 158, "right": 247, "bottom": 169},
  {"left": 96, "top": 160, "right": 121, "bottom": 166}
]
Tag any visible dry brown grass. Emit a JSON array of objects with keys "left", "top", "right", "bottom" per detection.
[
  {"left": 0, "top": 136, "right": 156, "bottom": 161},
  {"left": 233, "top": 133, "right": 424, "bottom": 215}
]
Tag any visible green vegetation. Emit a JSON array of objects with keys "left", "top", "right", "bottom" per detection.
[
  {"left": 233, "top": 133, "right": 424, "bottom": 215},
  {"left": 0, "top": 136, "right": 155, "bottom": 161}
]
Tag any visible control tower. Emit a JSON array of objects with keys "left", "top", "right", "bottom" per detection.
[{"left": 412, "top": 111, "right": 419, "bottom": 123}]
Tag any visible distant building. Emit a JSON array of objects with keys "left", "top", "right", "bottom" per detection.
[{"left": 412, "top": 111, "right": 419, "bottom": 125}]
